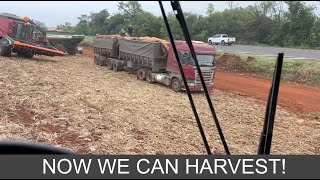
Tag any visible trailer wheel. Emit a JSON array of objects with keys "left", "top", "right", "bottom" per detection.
[
  {"left": 171, "top": 78, "right": 181, "bottom": 92},
  {"left": 145, "top": 71, "right": 154, "bottom": 83},
  {"left": 67, "top": 47, "right": 77, "bottom": 55},
  {"left": 137, "top": 69, "right": 146, "bottom": 80},
  {"left": 55, "top": 44, "right": 66, "bottom": 53}
]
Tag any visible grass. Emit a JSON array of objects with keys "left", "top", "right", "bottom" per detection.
[
  {"left": 80, "top": 36, "right": 94, "bottom": 47},
  {"left": 216, "top": 51, "right": 320, "bottom": 87},
  {"left": 308, "top": 113, "right": 320, "bottom": 120}
]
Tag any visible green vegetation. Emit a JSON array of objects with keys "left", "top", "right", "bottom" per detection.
[
  {"left": 308, "top": 112, "right": 320, "bottom": 119},
  {"left": 216, "top": 52, "right": 320, "bottom": 87},
  {"left": 79, "top": 36, "right": 94, "bottom": 47},
  {"left": 56, "top": 1, "right": 320, "bottom": 50}
]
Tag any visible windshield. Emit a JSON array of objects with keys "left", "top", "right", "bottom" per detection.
[
  {"left": 178, "top": 51, "right": 215, "bottom": 66},
  {"left": 13, "top": 23, "right": 34, "bottom": 40}
]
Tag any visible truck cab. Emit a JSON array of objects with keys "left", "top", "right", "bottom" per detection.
[{"left": 165, "top": 41, "right": 216, "bottom": 91}]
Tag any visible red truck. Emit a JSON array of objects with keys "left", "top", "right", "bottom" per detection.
[{"left": 93, "top": 35, "right": 216, "bottom": 92}]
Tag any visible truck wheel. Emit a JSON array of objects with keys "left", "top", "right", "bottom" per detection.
[
  {"left": 171, "top": 78, "right": 181, "bottom": 92},
  {"left": 208, "top": 40, "right": 212, "bottom": 45},
  {"left": 221, "top": 40, "right": 225, "bottom": 46},
  {"left": 107, "top": 60, "right": 113, "bottom": 70},
  {"left": 94, "top": 56, "right": 98, "bottom": 65},
  {"left": 55, "top": 44, "right": 66, "bottom": 53},
  {"left": 228, "top": 43, "right": 232, "bottom": 46},
  {"left": 67, "top": 47, "right": 77, "bottom": 55},
  {"left": 0, "top": 46, "right": 11, "bottom": 57},
  {"left": 112, "top": 62, "right": 121, "bottom": 71},
  {"left": 145, "top": 71, "right": 154, "bottom": 83},
  {"left": 137, "top": 69, "right": 146, "bottom": 80}
]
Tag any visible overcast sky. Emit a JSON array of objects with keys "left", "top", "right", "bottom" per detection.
[{"left": 0, "top": 1, "right": 319, "bottom": 27}]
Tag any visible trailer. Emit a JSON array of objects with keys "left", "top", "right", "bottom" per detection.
[
  {"left": 93, "top": 35, "right": 216, "bottom": 92},
  {"left": 46, "top": 30, "right": 85, "bottom": 55}
]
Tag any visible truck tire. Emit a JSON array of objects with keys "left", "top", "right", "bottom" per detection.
[
  {"left": 55, "top": 44, "right": 66, "bottom": 53},
  {"left": 221, "top": 40, "right": 225, "bottom": 46},
  {"left": 171, "top": 78, "right": 181, "bottom": 92},
  {"left": 228, "top": 43, "right": 232, "bottom": 46},
  {"left": 145, "top": 71, "right": 154, "bottom": 83},
  {"left": 67, "top": 47, "right": 77, "bottom": 55},
  {"left": 112, "top": 62, "right": 121, "bottom": 71},
  {"left": 208, "top": 40, "right": 212, "bottom": 45},
  {"left": 0, "top": 45, "right": 11, "bottom": 57},
  {"left": 94, "top": 56, "right": 98, "bottom": 65},
  {"left": 137, "top": 69, "right": 146, "bottom": 80},
  {"left": 107, "top": 60, "right": 113, "bottom": 70}
]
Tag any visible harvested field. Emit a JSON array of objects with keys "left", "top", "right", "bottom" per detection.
[{"left": 0, "top": 54, "right": 319, "bottom": 155}]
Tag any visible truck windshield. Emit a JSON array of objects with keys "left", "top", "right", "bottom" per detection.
[{"left": 178, "top": 51, "right": 215, "bottom": 66}]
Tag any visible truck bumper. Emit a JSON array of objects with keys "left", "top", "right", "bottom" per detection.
[{"left": 182, "top": 85, "right": 214, "bottom": 92}]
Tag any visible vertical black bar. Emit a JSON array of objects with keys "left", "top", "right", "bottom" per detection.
[
  {"left": 258, "top": 53, "right": 284, "bottom": 155},
  {"left": 159, "top": 1, "right": 212, "bottom": 155},
  {"left": 170, "top": 1, "right": 230, "bottom": 155},
  {"left": 257, "top": 89, "right": 271, "bottom": 154}
]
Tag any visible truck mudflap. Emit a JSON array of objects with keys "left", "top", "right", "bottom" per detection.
[{"left": 13, "top": 41, "right": 65, "bottom": 56}]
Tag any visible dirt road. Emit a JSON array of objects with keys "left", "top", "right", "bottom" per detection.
[{"left": 214, "top": 71, "right": 320, "bottom": 115}]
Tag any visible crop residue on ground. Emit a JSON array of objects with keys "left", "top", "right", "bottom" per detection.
[{"left": 0, "top": 55, "right": 319, "bottom": 155}]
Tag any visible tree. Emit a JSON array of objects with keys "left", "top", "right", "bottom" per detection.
[
  {"left": 282, "top": 1, "right": 316, "bottom": 47},
  {"left": 117, "top": 1, "right": 143, "bottom": 22},
  {"left": 57, "top": 22, "right": 74, "bottom": 32},
  {"left": 74, "top": 15, "right": 89, "bottom": 35},
  {"left": 206, "top": 3, "right": 215, "bottom": 16}
]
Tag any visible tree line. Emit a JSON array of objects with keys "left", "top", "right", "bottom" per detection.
[{"left": 56, "top": 1, "right": 320, "bottom": 49}]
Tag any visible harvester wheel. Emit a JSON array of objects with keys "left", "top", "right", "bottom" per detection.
[
  {"left": 137, "top": 69, "right": 146, "bottom": 80},
  {"left": 17, "top": 51, "right": 33, "bottom": 58},
  {"left": 0, "top": 45, "right": 11, "bottom": 57},
  {"left": 145, "top": 71, "right": 154, "bottom": 83},
  {"left": 171, "top": 78, "right": 182, "bottom": 92},
  {"left": 24, "top": 52, "right": 34, "bottom": 58},
  {"left": 55, "top": 44, "right": 66, "bottom": 53},
  {"left": 67, "top": 47, "right": 77, "bottom": 55}
]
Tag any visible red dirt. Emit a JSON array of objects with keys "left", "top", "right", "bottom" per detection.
[
  {"left": 8, "top": 106, "right": 93, "bottom": 154},
  {"left": 82, "top": 47, "right": 320, "bottom": 117},
  {"left": 83, "top": 47, "right": 94, "bottom": 58},
  {"left": 214, "top": 70, "right": 320, "bottom": 115}
]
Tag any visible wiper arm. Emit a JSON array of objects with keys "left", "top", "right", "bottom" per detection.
[
  {"left": 160, "top": 1, "right": 230, "bottom": 155},
  {"left": 170, "top": 1, "right": 230, "bottom": 155},
  {"left": 159, "top": 1, "right": 212, "bottom": 155}
]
